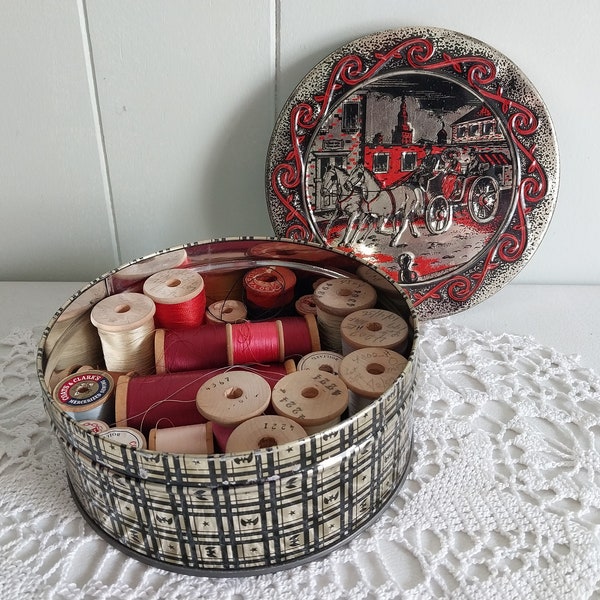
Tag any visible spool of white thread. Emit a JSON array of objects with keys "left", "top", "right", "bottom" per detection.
[
  {"left": 90, "top": 292, "right": 156, "bottom": 375},
  {"left": 205, "top": 299, "right": 248, "bottom": 324},
  {"left": 313, "top": 278, "right": 378, "bottom": 353},
  {"left": 338, "top": 347, "right": 408, "bottom": 416},
  {"left": 271, "top": 370, "right": 348, "bottom": 435},
  {"left": 52, "top": 369, "right": 115, "bottom": 424},
  {"left": 148, "top": 422, "right": 214, "bottom": 454},
  {"left": 99, "top": 427, "right": 147, "bottom": 449},
  {"left": 340, "top": 308, "right": 409, "bottom": 355},
  {"left": 195, "top": 371, "right": 271, "bottom": 427},
  {"left": 225, "top": 415, "right": 307, "bottom": 453},
  {"left": 297, "top": 350, "right": 343, "bottom": 376}
]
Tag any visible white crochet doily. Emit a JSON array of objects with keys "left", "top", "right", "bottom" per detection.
[{"left": 1, "top": 320, "right": 599, "bottom": 600}]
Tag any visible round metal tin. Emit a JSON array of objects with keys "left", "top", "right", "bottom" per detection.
[
  {"left": 266, "top": 27, "right": 559, "bottom": 319},
  {"left": 36, "top": 237, "right": 419, "bottom": 575}
]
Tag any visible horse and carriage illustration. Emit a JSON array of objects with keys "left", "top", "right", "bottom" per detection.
[{"left": 320, "top": 146, "right": 503, "bottom": 248}]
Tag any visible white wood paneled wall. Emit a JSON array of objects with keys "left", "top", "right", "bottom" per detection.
[{"left": 1, "top": 0, "right": 598, "bottom": 283}]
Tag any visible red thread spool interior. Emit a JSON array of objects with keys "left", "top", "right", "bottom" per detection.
[
  {"left": 153, "top": 290, "right": 206, "bottom": 329},
  {"left": 243, "top": 266, "right": 296, "bottom": 310},
  {"left": 279, "top": 315, "right": 319, "bottom": 358},
  {"left": 228, "top": 321, "right": 283, "bottom": 365},
  {"left": 157, "top": 325, "right": 229, "bottom": 373}
]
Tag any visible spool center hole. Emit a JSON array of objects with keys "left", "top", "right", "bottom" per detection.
[
  {"left": 166, "top": 278, "right": 182, "bottom": 288},
  {"left": 258, "top": 274, "right": 278, "bottom": 283},
  {"left": 222, "top": 307, "right": 233, "bottom": 314},
  {"left": 258, "top": 436, "right": 277, "bottom": 448},
  {"left": 115, "top": 304, "right": 131, "bottom": 314},
  {"left": 367, "top": 322, "right": 382, "bottom": 332},
  {"left": 74, "top": 384, "right": 91, "bottom": 396},
  {"left": 226, "top": 387, "right": 244, "bottom": 400},
  {"left": 318, "top": 364, "right": 334, "bottom": 373},
  {"left": 366, "top": 363, "right": 385, "bottom": 375},
  {"left": 301, "top": 386, "right": 319, "bottom": 399},
  {"left": 338, "top": 288, "right": 352, "bottom": 297}
]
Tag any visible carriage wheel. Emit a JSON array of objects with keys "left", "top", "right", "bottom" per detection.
[
  {"left": 425, "top": 195, "right": 452, "bottom": 235},
  {"left": 468, "top": 176, "right": 500, "bottom": 224}
]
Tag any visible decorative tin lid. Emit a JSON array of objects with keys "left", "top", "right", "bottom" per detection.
[{"left": 266, "top": 27, "right": 559, "bottom": 319}]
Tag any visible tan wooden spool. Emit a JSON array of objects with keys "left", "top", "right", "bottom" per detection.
[
  {"left": 338, "top": 347, "right": 408, "bottom": 415},
  {"left": 149, "top": 422, "right": 214, "bottom": 454},
  {"left": 297, "top": 350, "right": 343, "bottom": 376},
  {"left": 195, "top": 370, "right": 271, "bottom": 427},
  {"left": 225, "top": 415, "right": 307, "bottom": 453},
  {"left": 143, "top": 268, "right": 204, "bottom": 306},
  {"left": 271, "top": 370, "right": 349, "bottom": 435},
  {"left": 312, "top": 277, "right": 377, "bottom": 352},
  {"left": 99, "top": 427, "right": 147, "bottom": 449},
  {"left": 205, "top": 299, "right": 248, "bottom": 324},
  {"left": 340, "top": 308, "right": 409, "bottom": 355}
]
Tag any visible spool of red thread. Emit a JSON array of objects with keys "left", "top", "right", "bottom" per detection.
[
  {"left": 243, "top": 266, "right": 296, "bottom": 317},
  {"left": 116, "top": 364, "right": 292, "bottom": 437},
  {"left": 278, "top": 314, "right": 321, "bottom": 358},
  {"left": 154, "top": 324, "right": 229, "bottom": 373},
  {"left": 226, "top": 320, "right": 284, "bottom": 365},
  {"left": 143, "top": 268, "right": 206, "bottom": 329}
]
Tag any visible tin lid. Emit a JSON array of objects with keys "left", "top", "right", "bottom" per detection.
[{"left": 266, "top": 27, "right": 559, "bottom": 319}]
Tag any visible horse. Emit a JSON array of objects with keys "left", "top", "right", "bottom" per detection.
[
  {"left": 320, "top": 165, "right": 373, "bottom": 245},
  {"left": 345, "top": 163, "right": 424, "bottom": 247}
]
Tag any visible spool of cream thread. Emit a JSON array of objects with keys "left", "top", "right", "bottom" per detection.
[
  {"left": 195, "top": 371, "right": 272, "bottom": 428},
  {"left": 52, "top": 369, "right": 115, "bottom": 424},
  {"left": 338, "top": 347, "right": 408, "bottom": 416},
  {"left": 313, "top": 278, "right": 378, "bottom": 353},
  {"left": 44, "top": 286, "right": 106, "bottom": 373},
  {"left": 271, "top": 370, "right": 348, "bottom": 435},
  {"left": 297, "top": 350, "right": 343, "bottom": 376},
  {"left": 142, "top": 267, "right": 205, "bottom": 329},
  {"left": 148, "top": 422, "right": 214, "bottom": 454},
  {"left": 90, "top": 292, "right": 156, "bottom": 375},
  {"left": 205, "top": 299, "right": 248, "bottom": 324},
  {"left": 99, "top": 427, "right": 147, "bottom": 449},
  {"left": 225, "top": 415, "right": 307, "bottom": 453},
  {"left": 340, "top": 308, "right": 409, "bottom": 355}
]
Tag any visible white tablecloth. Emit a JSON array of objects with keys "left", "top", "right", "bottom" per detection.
[{"left": 1, "top": 309, "right": 599, "bottom": 599}]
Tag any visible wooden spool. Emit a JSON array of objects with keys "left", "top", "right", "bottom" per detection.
[
  {"left": 148, "top": 422, "right": 214, "bottom": 454},
  {"left": 52, "top": 369, "right": 115, "bottom": 424},
  {"left": 297, "top": 350, "right": 343, "bottom": 376},
  {"left": 271, "top": 370, "right": 348, "bottom": 435},
  {"left": 195, "top": 371, "right": 271, "bottom": 427},
  {"left": 143, "top": 267, "right": 205, "bottom": 328},
  {"left": 90, "top": 292, "right": 156, "bottom": 375},
  {"left": 338, "top": 347, "right": 408, "bottom": 415},
  {"left": 340, "top": 308, "right": 409, "bottom": 355},
  {"left": 313, "top": 277, "right": 377, "bottom": 352},
  {"left": 225, "top": 415, "right": 307, "bottom": 453},
  {"left": 99, "top": 427, "right": 147, "bottom": 449},
  {"left": 205, "top": 299, "right": 248, "bottom": 324}
]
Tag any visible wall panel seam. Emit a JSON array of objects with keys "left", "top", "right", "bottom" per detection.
[{"left": 78, "top": 0, "right": 121, "bottom": 267}]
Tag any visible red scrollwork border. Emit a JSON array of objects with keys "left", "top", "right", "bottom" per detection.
[{"left": 270, "top": 36, "right": 548, "bottom": 309}]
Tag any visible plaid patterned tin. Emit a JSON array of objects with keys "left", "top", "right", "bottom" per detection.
[{"left": 37, "top": 238, "right": 419, "bottom": 575}]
